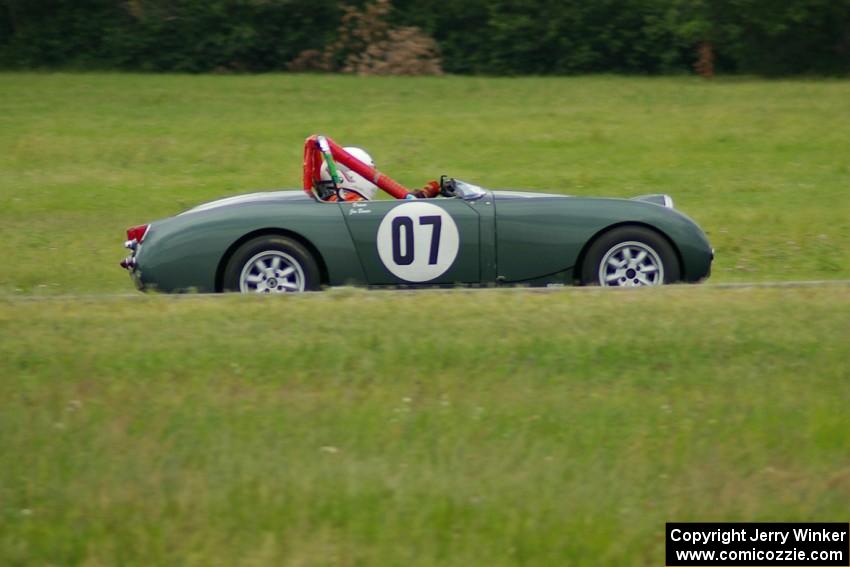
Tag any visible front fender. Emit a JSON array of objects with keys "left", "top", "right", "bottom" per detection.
[{"left": 494, "top": 196, "right": 712, "bottom": 283}]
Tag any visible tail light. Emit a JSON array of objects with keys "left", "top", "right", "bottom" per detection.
[
  {"left": 121, "top": 224, "right": 148, "bottom": 271},
  {"left": 127, "top": 224, "right": 150, "bottom": 243}
]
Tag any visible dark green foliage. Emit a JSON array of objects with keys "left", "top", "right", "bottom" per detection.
[
  {"left": 0, "top": 0, "right": 126, "bottom": 68},
  {"left": 0, "top": 0, "right": 340, "bottom": 71},
  {"left": 725, "top": 0, "right": 850, "bottom": 75},
  {"left": 1, "top": 0, "right": 849, "bottom": 74},
  {"left": 665, "top": 0, "right": 850, "bottom": 75},
  {"left": 391, "top": 0, "right": 688, "bottom": 74}
]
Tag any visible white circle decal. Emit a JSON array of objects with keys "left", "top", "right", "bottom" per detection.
[{"left": 376, "top": 202, "right": 460, "bottom": 282}]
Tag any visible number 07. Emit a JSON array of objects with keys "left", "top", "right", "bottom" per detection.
[{"left": 391, "top": 215, "right": 442, "bottom": 266}]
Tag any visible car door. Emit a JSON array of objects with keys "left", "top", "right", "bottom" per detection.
[{"left": 340, "top": 198, "right": 481, "bottom": 285}]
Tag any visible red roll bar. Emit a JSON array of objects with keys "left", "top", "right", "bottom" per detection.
[{"left": 302, "top": 135, "right": 412, "bottom": 200}]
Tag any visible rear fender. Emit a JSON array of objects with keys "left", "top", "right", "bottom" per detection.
[{"left": 136, "top": 201, "right": 366, "bottom": 292}]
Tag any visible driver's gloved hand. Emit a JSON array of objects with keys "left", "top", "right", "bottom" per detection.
[{"left": 411, "top": 180, "right": 440, "bottom": 199}]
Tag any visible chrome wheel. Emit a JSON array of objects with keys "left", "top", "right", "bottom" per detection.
[
  {"left": 239, "top": 251, "right": 305, "bottom": 293},
  {"left": 598, "top": 241, "right": 664, "bottom": 287}
]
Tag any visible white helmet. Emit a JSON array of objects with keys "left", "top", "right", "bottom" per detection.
[{"left": 320, "top": 147, "right": 378, "bottom": 200}]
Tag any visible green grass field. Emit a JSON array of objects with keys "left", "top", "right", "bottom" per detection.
[
  {"left": 0, "top": 73, "right": 849, "bottom": 292},
  {"left": 1, "top": 74, "right": 849, "bottom": 565}
]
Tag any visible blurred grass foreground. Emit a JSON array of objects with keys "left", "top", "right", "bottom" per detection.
[{"left": 1, "top": 286, "right": 849, "bottom": 565}]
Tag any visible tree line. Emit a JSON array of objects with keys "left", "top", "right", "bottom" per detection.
[{"left": 1, "top": 0, "right": 848, "bottom": 75}]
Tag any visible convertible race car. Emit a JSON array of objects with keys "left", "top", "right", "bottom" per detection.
[{"left": 120, "top": 135, "right": 713, "bottom": 293}]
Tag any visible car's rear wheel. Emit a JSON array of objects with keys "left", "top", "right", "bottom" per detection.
[
  {"left": 580, "top": 226, "right": 680, "bottom": 287},
  {"left": 223, "top": 236, "right": 320, "bottom": 293}
]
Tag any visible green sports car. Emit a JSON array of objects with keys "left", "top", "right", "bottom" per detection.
[
  {"left": 120, "top": 176, "right": 713, "bottom": 293},
  {"left": 120, "top": 135, "right": 712, "bottom": 293}
]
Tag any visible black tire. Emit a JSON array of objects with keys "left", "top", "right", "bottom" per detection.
[
  {"left": 222, "top": 235, "right": 321, "bottom": 293},
  {"left": 580, "top": 226, "right": 680, "bottom": 286}
]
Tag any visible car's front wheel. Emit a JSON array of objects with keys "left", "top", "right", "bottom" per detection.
[
  {"left": 223, "top": 236, "right": 320, "bottom": 293},
  {"left": 580, "top": 226, "right": 680, "bottom": 287}
]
